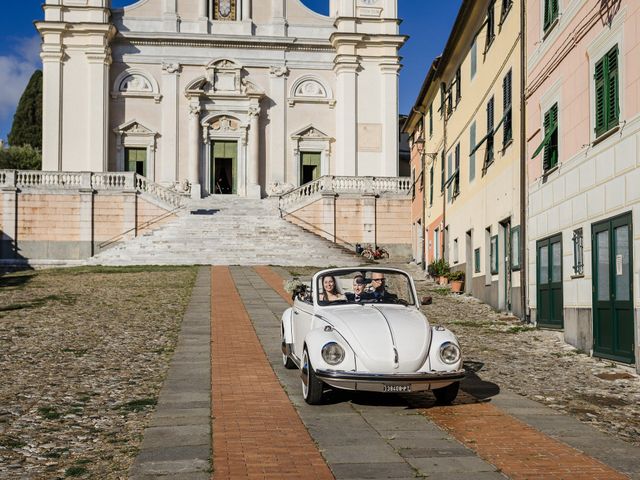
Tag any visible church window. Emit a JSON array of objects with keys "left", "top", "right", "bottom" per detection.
[
  {"left": 210, "top": 0, "right": 237, "bottom": 21},
  {"left": 125, "top": 148, "right": 147, "bottom": 177}
]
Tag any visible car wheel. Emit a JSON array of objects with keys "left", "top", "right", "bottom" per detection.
[
  {"left": 281, "top": 328, "right": 296, "bottom": 370},
  {"left": 301, "top": 348, "right": 324, "bottom": 405},
  {"left": 433, "top": 381, "right": 460, "bottom": 405}
]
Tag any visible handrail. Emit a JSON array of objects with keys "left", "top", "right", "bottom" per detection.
[{"left": 278, "top": 175, "right": 412, "bottom": 213}]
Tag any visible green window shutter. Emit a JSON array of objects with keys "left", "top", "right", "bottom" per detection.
[
  {"left": 542, "top": 109, "right": 552, "bottom": 171},
  {"left": 551, "top": 0, "right": 559, "bottom": 23},
  {"left": 503, "top": 70, "right": 513, "bottom": 145},
  {"left": 490, "top": 235, "right": 499, "bottom": 274},
  {"left": 440, "top": 151, "right": 445, "bottom": 193},
  {"left": 594, "top": 56, "right": 607, "bottom": 137},
  {"left": 454, "top": 143, "right": 460, "bottom": 196},
  {"left": 456, "top": 67, "right": 462, "bottom": 103},
  {"left": 487, "top": 97, "right": 494, "bottom": 131},
  {"left": 447, "top": 153, "right": 452, "bottom": 202},
  {"left": 429, "top": 167, "right": 434, "bottom": 205},
  {"left": 469, "top": 122, "right": 476, "bottom": 181},
  {"left": 542, "top": 103, "right": 558, "bottom": 171},
  {"left": 429, "top": 103, "right": 433, "bottom": 136},
  {"left": 607, "top": 46, "right": 619, "bottom": 130}
]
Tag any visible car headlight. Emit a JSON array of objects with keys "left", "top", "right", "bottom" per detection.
[
  {"left": 321, "top": 342, "right": 345, "bottom": 365},
  {"left": 439, "top": 342, "right": 461, "bottom": 364}
]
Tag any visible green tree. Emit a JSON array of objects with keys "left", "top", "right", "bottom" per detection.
[
  {"left": 0, "top": 145, "right": 42, "bottom": 170},
  {"left": 8, "top": 70, "right": 42, "bottom": 149}
]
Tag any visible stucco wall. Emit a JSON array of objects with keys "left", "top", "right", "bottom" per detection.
[
  {"left": 284, "top": 194, "right": 411, "bottom": 256},
  {"left": 1, "top": 191, "right": 175, "bottom": 262}
]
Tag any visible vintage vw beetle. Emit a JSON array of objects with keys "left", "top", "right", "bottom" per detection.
[{"left": 281, "top": 267, "right": 464, "bottom": 405}]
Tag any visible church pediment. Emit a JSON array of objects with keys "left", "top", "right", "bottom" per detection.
[
  {"left": 114, "top": 120, "right": 157, "bottom": 136},
  {"left": 291, "top": 125, "right": 331, "bottom": 140},
  {"left": 185, "top": 59, "right": 264, "bottom": 99}
]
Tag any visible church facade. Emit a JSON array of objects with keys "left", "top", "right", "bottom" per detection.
[{"left": 37, "top": 0, "right": 405, "bottom": 198}]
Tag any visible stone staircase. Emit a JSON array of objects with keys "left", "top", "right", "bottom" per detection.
[{"left": 88, "top": 196, "right": 364, "bottom": 266}]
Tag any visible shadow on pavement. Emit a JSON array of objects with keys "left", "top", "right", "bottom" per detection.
[{"left": 317, "top": 359, "right": 500, "bottom": 409}]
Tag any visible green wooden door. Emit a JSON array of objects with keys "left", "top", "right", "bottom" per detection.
[
  {"left": 125, "top": 148, "right": 147, "bottom": 177},
  {"left": 211, "top": 141, "right": 238, "bottom": 194},
  {"left": 537, "top": 234, "right": 563, "bottom": 328},
  {"left": 592, "top": 213, "right": 634, "bottom": 363},
  {"left": 300, "top": 152, "right": 321, "bottom": 185}
]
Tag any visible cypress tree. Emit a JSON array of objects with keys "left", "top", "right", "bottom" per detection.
[{"left": 8, "top": 70, "right": 43, "bottom": 149}]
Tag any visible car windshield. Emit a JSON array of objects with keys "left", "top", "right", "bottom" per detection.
[{"left": 316, "top": 269, "right": 415, "bottom": 306}]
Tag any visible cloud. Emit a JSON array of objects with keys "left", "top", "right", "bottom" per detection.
[{"left": 0, "top": 36, "right": 41, "bottom": 139}]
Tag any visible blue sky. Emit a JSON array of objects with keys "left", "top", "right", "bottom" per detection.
[{"left": 0, "top": 0, "right": 461, "bottom": 144}]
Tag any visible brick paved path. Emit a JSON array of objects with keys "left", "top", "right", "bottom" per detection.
[
  {"left": 425, "top": 403, "right": 628, "bottom": 480},
  {"left": 210, "top": 266, "right": 333, "bottom": 479}
]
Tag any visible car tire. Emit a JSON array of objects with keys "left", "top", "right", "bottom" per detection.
[
  {"left": 301, "top": 349, "right": 324, "bottom": 405},
  {"left": 433, "top": 381, "right": 460, "bottom": 405},
  {"left": 281, "top": 328, "right": 296, "bottom": 370}
]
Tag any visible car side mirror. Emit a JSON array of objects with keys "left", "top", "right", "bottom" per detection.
[{"left": 421, "top": 296, "right": 433, "bottom": 306}]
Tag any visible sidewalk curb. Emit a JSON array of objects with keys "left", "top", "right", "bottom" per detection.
[{"left": 129, "top": 266, "right": 212, "bottom": 479}]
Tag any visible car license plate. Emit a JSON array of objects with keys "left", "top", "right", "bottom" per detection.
[{"left": 383, "top": 384, "right": 411, "bottom": 393}]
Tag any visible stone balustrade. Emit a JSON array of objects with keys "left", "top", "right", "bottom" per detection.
[
  {"left": 0, "top": 170, "right": 187, "bottom": 208},
  {"left": 278, "top": 175, "right": 412, "bottom": 212}
]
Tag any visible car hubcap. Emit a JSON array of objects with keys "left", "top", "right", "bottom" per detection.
[{"left": 301, "top": 352, "right": 310, "bottom": 398}]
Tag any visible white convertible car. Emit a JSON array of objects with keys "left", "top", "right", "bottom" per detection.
[{"left": 281, "top": 267, "right": 465, "bottom": 405}]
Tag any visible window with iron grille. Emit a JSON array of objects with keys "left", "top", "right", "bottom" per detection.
[
  {"left": 474, "top": 248, "right": 481, "bottom": 273},
  {"left": 485, "top": 1, "right": 496, "bottom": 53},
  {"left": 502, "top": 69, "right": 513, "bottom": 147},
  {"left": 543, "top": 0, "right": 559, "bottom": 33},
  {"left": 572, "top": 228, "right": 584, "bottom": 276},
  {"left": 594, "top": 45, "right": 619, "bottom": 138}
]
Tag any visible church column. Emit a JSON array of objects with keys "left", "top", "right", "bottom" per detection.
[
  {"left": 198, "top": 0, "right": 207, "bottom": 17},
  {"left": 188, "top": 103, "right": 202, "bottom": 199},
  {"left": 242, "top": 0, "right": 252, "bottom": 20},
  {"left": 85, "top": 46, "right": 112, "bottom": 172},
  {"left": 160, "top": 62, "right": 181, "bottom": 186},
  {"left": 270, "top": 0, "right": 286, "bottom": 36},
  {"left": 163, "top": 0, "right": 179, "bottom": 32},
  {"left": 197, "top": 0, "right": 208, "bottom": 32},
  {"left": 247, "top": 105, "right": 261, "bottom": 199},
  {"left": 41, "top": 41, "right": 64, "bottom": 171},
  {"left": 334, "top": 60, "right": 359, "bottom": 176},
  {"left": 381, "top": 63, "right": 400, "bottom": 176},
  {"left": 268, "top": 66, "right": 288, "bottom": 189}
]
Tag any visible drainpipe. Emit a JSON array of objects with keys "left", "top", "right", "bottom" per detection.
[
  {"left": 441, "top": 82, "right": 448, "bottom": 260},
  {"left": 520, "top": 0, "right": 528, "bottom": 322}
]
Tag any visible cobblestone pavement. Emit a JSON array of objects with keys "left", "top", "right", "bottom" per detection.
[
  {"left": 0, "top": 266, "right": 197, "bottom": 480},
  {"left": 398, "top": 262, "right": 640, "bottom": 448}
]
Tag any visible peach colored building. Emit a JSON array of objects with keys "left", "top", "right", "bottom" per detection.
[{"left": 526, "top": 1, "right": 640, "bottom": 369}]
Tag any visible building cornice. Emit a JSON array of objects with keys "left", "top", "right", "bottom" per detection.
[{"left": 114, "top": 32, "right": 335, "bottom": 53}]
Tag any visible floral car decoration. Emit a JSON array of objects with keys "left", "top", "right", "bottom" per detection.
[{"left": 281, "top": 267, "right": 464, "bottom": 405}]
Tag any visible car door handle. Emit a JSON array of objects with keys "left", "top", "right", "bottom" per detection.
[{"left": 293, "top": 310, "right": 299, "bottom": 315}]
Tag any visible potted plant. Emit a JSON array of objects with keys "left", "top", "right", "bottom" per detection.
[
  {"left": 428, "top": 259, "right": 450, "bottom": 285},
  {"left": 447, "top": 271, "right": 465, "bottom": 293}
]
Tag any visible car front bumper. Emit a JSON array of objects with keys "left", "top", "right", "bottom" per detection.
[{"left": 314, "top": 369, "right": 465, "bottom": 393}]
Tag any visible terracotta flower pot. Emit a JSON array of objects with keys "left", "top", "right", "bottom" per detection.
[
  {"left": 450, "top": 280, "right": 464, "bottom": 293},
  {"left": 438, "top": 276, "right": 449, "bottom": 285}
]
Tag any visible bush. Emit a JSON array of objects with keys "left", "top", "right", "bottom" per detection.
[
  {"left": 427, "top": 259, "right": 450, "bottom": 277},
  {"left": 0, "top": 145, "right": 42, "bottom": 170},
  {"left": 447, "top": 270, "right": 465, "bottom": 281}
]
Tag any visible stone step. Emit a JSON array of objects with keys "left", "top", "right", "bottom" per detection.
[{"left": 89, "top": 196, "right": 360, "bottom": 267}]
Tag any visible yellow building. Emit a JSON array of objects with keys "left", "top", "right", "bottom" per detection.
[{"left": 404, "top": 0, "right": 525, "bottom": 316}]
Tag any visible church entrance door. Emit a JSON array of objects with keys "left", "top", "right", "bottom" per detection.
[
  {"left": 211, "top": 140, "right": 238, "bottom": 194},
  {"left": 300, "top": 152, "right": 321, "bottom": 185}
]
